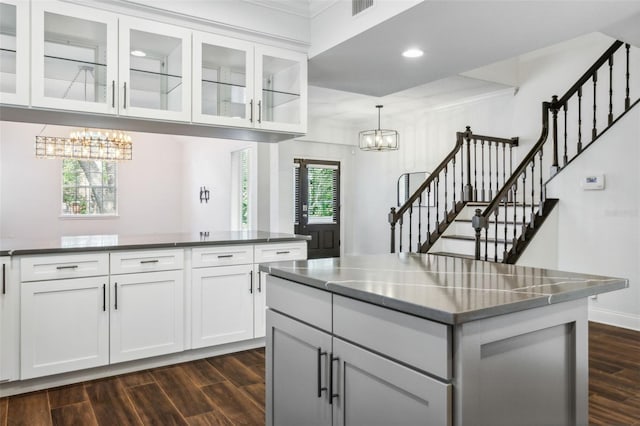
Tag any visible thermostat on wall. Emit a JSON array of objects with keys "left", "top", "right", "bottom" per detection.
[{"left": 581, "top": 174, "right": 605, "bottom": 190}]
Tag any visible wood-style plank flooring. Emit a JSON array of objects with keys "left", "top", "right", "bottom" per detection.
[{"left": 1, "top": 322, "right": 638, "bottom": 425}]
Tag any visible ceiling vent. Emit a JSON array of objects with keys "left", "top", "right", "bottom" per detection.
[{"left": 352, "top": 0, "right": 373, "bottom": 16}]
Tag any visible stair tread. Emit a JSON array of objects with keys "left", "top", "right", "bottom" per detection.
[
  {"left": 466, "top": 202, "right": 534, "bottom": 207},
  {"left": 456, "top": 218, "right": 526, "bottom": 225},
  {"left": 430, "top": 251, "right": 504, "bottom": 262},
  {"left": 442, "top": 234, "right": 514, "bottom": 244}
]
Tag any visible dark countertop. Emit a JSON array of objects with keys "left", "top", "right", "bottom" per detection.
[
  {"left": 0, "top": 231, "right": 310, "bottom": 256},
  {"left": 261, "top": 253, "right": 628, "bottom": 325}
]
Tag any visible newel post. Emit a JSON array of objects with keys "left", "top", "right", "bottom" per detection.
[
  {"left": 471, "top": 208, "right": 487, "bottom": 260},
  {"left": 550, "top": 95, "right": 560, "bottom": 176},
  {"left": 389, "top": 207, "right": 396, "bottom": 253}
]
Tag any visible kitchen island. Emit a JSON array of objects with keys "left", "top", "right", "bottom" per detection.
[{"left": 262, "top": 253, "right": 627, "bottom": 426}]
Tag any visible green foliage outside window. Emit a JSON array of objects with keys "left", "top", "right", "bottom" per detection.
[
  {"left": 62, "top": 159, "right": 117, "bottom": 215},
  {"left": 308, "top": 167, "right": 335, "bottom": 218},
  {"left": 240, "top": 149, "right": 249, "bottom": 228}
]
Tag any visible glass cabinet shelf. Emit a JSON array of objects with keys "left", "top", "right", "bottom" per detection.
[
  {"left": 130, "top": 68, "right": 182, "bottom": 95},
  {"left": 262, "top": 88, "right": 300, "bottom": 107}
]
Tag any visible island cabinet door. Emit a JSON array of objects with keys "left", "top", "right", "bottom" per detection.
[
  {"left": 266, "top": 310, "right": 332, "bottom": 426},
  {"left": 20, "top": 277, "right": 109, "bottom": 379},
  {"left": 332, "top": 338, "right": 452, "bottom": 426},
  {"left": 110, "top": 270, "right": 184, "bottom": 363}
]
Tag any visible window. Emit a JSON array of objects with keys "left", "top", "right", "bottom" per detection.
[
  {"left": 239, "top": 148, "right": 249, "bottom": 228},
  {"left": 62, "top": 159, "right": 117, "bottom": 215},
  {"left": 231, "top": 147, "right": 252, "bottom": 230},
  {"left": 293, "top": 160, "right": 339, "bottom": 225}
]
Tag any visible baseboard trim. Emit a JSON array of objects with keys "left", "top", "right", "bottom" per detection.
[{"left": 589, "top": 307, "right": 640, "bottom": 331}]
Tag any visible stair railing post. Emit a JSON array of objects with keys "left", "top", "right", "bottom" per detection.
[
  {"left": 550, "top": 95, "right": 560, "bottom": 176},
  {"left": 389, "top": 207, "right": 396, "bottom": 253},
  {"left": 471, "top": 208, "right": 487, "bottom": 260},
  {"left": 464, "top": 126, "right": 473, "bottom": 201}
]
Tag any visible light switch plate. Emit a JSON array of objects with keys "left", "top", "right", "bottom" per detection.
[{"left": 581, "top": 174, "right": 605, "bottom": 190}]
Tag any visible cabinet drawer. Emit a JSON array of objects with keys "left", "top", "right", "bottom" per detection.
[
  {"left": 21, "top": 253, "right": 109, "bottom": 282},
  {"left": 266, "top": 275, "right": 331, "bottom": 332},
  {"left": 333, "top": 295, "right": 452, "bottom": 380},
  {"left": 192, "top": 245, "right": 253, "bottom": 268},
  {"left": 110, "top": 249, "right": 184, "bottom": 275},
  {"left": 254, "top": 241, "right": 307, "bottom": 263}
]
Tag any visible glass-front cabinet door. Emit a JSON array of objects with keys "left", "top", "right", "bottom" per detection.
[
  {"left": 255, "top": 45, "right": 307, "bottom": 134},
  {"left": 119, "top": 17, "right": 191, "bottom": 122},
  {"left": 0, "top": 0, "right": 29, "bottom": 106},
  {"left": 192, "top": 32, "right": 254, "bottom": 127},
  {"left": 31, "top": 2, "right": 118, "bottom": 114}
]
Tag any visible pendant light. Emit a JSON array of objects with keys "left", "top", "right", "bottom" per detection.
[{"left": 358, "top": 105, "right": 399, "bottom": 151}]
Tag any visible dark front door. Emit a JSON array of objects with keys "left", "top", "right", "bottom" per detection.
[{"left": 294, "top": 159, "right": 340, "bottom": 259}]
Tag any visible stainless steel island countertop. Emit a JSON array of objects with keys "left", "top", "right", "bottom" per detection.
[
  {"left": 0, "top": 231, "right": 310, "bottom": 256},
  {"left": 260, "top": 253, "right": 627, "bottom": 324}
]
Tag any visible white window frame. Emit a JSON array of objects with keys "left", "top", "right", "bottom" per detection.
[{"left": 60, "top": 159, "right": 119, "bottom": 218}]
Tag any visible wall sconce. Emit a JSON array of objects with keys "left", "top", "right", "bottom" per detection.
[{"left": 199, "top": 186, "right": 210, "bottom": 203}]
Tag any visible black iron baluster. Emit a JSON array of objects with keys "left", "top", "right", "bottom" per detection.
[
  {"left": 493, "top": 209, "right": 499, "bottom": 262},
  {"left": 530, "top": 159, "right": 536, "bottom": 224},
  {"left": 502, "top": 144, "right": 506, "bottom": 193},
  {"left": 409, "top": 204, "right": 413, "bottom": 253},
  {"left": 426, "top": 185, "right": 431, "bottom": 244},
  {"left": 495, "top": 141, "right": 499, "bottom": 198},
  {"left": 418, "top": 194, "right": 422, "bottom": 251},
  {"left": 460, "top": 146, "right": 465, "bottom": 201},
  {"left": 389, "top": 208, "right": 396, "bottom": 253},
  {"left": 435, "top": 175, "right": 440, "bottom": 230},
  {"left": 521, "top": 169, "right": 527, "bottom": 240},
  {"left": 578, "top": 86, "right": 583, "bottom": 153},
  {"left": 539, "top": 148, "right": 544, "bottom": 208},
  {"left": 509, "top": 144, "right": 513, "bottom": 178},
  {"left": 473, "top": 139, "right": 478, "bottom": 201},
  {"left": 512, "top": 183, "right": 518, "bottom": 248},
  {"left": 563, "top": 103, "right": 568, "bottom": 166},
  {"left": 452, "top": 155, "right": 457, "bottom": 211},
  {"left": 399, "top": 216, "right": 403, "bottom": 252},
  {"left": 608, "top": 55, "right": 614, "bottom": 125},
  {"left": 444, "top": 165, "right": 448, "bottom": 224},
  {"left": 487, "top": 141, "right": 492, "bottom": 200},
  {"left": 503, "top": 197, "right": 508, "bottom": 261},
  {"left": 484, "top": 223, "right": 489, "bottom": 262},
  {"left": 465, "top": 130, "right": 472, "bottom": 201},
  {"left": 592, "top": 71, "right": 598, "bottom": 140},
  {"left": 481, "top": 139, "right": 485, "bottom": 201},
  {"left": 625, "top": 43, "right": 631, "bottom": 110}
]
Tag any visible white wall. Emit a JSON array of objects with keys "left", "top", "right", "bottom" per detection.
[
  {"left": 546, "top": 106, "right": 640, "bottom": 331},
  {"left": 0, "top": 121, "right": 250, "bottom": 239}
]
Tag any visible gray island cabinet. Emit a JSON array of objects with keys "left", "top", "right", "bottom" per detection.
[{"left": 262, "top": 254, "right": 627, "bottom": 426}]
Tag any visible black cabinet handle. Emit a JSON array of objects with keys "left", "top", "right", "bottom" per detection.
[
  {"left": 329, "top": 354, "right": 339, "bottom": 405},
  {"left": 140, "top": 259, "right": 159, "bottom": 264},
  {"left": 217, "top": 254, "right": 233, "bottom": 259},
  {"left": 112, "top": 80, "right": 115, "bottom": 108},
  {"left": 56, "top": 265, "right": 78, "bottom": 270},
  {"left": 102, "top": 284, "right": 106, "bottom": 312},
  {"left": 257, "top": 272, "right": 262, "bottom": 293},
  {"left": 317, "top": 347, "right": 327, "bottom": 398},
  {"left": 249, "top": 99, "right": 253, "bottom": 123},
  {"left": 123, "top": 82, "right": 127, "bottom": 109},
  {"left": 2, "top": 263, "right": 5, "bottom": 295},
  {"left": 276, "top": 251, "right": 290, "bottom": 255},
  {"left": 258, "top": 100, "right": 262, "bottom": 123},
  {"left": 249, "top": 272, "right": 253, "bottom": 294},
  {"left": 114, "top": 282, "right": 118, "bottom": 310}
]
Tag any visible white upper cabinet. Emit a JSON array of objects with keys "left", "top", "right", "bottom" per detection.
[
  {"left": 255, "top": 45, "right": 307, "bottom": 133},
  {"left": 118, "top": 16, "right": 192, "bottom": 122},
  {"left": 31, "top": 2, "right": 118, "bottom": 114},
  {"left": 0, "top": 0, "right": 29, "bottom": 106},
  {"left": 193, "top": 33, "right": 307, "bottom": 133},
  {"left": 192, "top": 32, "right": 254, "bottom": 128}
]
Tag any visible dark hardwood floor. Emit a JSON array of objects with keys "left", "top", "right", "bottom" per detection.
[{"left": 1, "top": 322, "right": 638, "bottom": 425}]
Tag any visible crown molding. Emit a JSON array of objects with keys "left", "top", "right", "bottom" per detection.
[{"left": 243, "top": 0, "right": 311, "bottom": 18}]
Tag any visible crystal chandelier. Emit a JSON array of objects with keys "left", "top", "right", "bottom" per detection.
[
  {"left": 35, "top": 129, "right": 132, "bottom": 161},
  {"left": 359, "top": 105, "right": 399, "bottom": 151}
]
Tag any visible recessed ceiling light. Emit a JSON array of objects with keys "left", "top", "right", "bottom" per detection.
[
  {"left": 402, "top": 48, "right": 424, "bottom": 58},
  {"left": 131, "top": 50, "right": 146, "bottom": 57}
]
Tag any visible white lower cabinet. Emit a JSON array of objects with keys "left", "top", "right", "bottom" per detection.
[
  {"left": 21, "top": 276, "right": 109, "bottom": 379},
  {"left": 0, "top": 257, "right": 19, "bottom": 383},
  {"left": 253, "top": 269, "right": 267, "bottom": 338},
  {"left": 191, "top": 264, "right": 254, "bottom": 348},
  {"left": 110, "top": 270, "right": 184, "bottom": 363}
]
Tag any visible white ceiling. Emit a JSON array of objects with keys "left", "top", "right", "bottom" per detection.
[{"left": 308, "top": 1, "right": 640, "bottom": 97}]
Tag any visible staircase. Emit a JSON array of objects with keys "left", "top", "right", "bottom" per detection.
[{"left": 389, "top": 40, "right": 639, "bottom": 263}]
